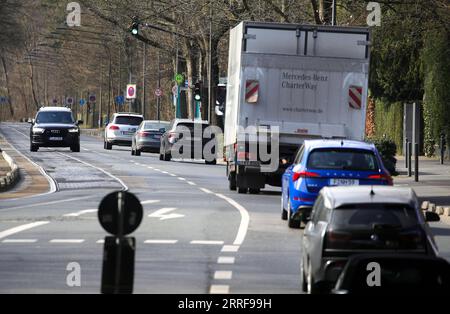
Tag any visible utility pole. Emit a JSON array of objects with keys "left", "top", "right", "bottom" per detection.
[
  {"left": 157, "top": 51, "right": 161, "bottom": 121},
  {"left": 208, "top": 0, "right": 213, "bottom": 123},
  {"left": 142, "top": 43, "right": 146, "bottom": 118},
  {"left": 332, "top": 0, "right": 337, "bottom": 26},
  {"left": 99, "top": 58, "right": 103, "bottom": 128}
]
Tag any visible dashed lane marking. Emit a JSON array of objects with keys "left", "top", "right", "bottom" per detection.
[
  {"left": 190, "top": 241, "right": 224, "bottom": 245},
  {"left": 210, "top": 285, "right": 230, "bottom": 294},
  {"left": 49, "top": 239, "right": 85, "bottom": 244},
  {"left": 141, "top": 200, "right": 160, "bottom": 205},
  {"left": 217, "top": 257, "right": 235, "bottom": 264},
  {"left": 2, "top": 239, "right": 38, "bottom": 244},
  {"left": 63, "top": 209, "right": 97, "bottom": 217},
  {"left": 0, "top": 221, "right": 50, "bottom": 240},
  {"left": 221, "top": 245, "right": 240, "bottom": 253},
  {"left": 144, "top": 240, "right": 178, "bottom": 244},
  {"left": 214, "top": 271, "right": 233, "bottom": 280}
]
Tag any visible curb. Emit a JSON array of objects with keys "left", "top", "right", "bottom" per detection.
[{"left": 0, "top": 149, "right": 20, "bottom": 191}]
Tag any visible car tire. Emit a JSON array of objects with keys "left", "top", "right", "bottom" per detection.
[
  {"left": 131, "top": 147, "right": 135, "bottom": 156},
  {"left": 135, "top": 149, "right": 141, "bottom": 156},
  {"left": 30, "top": 144, "right": 38, "bottom": 152},
  {"left": 105, "top": 141, "right": 112, "bottom": 150},
  {"left": 281, "top": 197, "right": 288, "bottom": 221},
  {"left": 301, "top": 261, "right": 308, "bottom": 293},
  {"left": 249, "top": 188, "right": 260, "bottom": 194},
  {"left": 71, "top": 143, "right": 80, "bottom": 153},
  {"left": 228, "top": 172, "right": 237, "bottom": 191},
  {"left": 163, "top": 152, "right": 171, "bottom": 161},
  {"left": 288, "top": 197, "right": 300, "bottom": 229},
  {"left": 307, "top": 262, "right": 319, "bottom": 295},
  {"left": 159, "top": 154, "right": 164, "bottom": 161}
]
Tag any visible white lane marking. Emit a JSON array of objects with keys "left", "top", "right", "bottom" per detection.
[
  {"left": 148, "top": 208, "right": 184, "bottom": 220},
  {"left": 82, "top": 148, "right": 90, "bottom": 151},
  {"left": 141, "top": 200, "right": 160, "bottom": 205},
  {"left": 187, "top": 181, "right": 196, "bottom": 186},
  {"left": 0, "top": 127, "right": 58, "bottom": 195},
  {"left": 1, "top": 196, "right": 96, "bottom": 212},
  {"left": 144, "top": 240, "right": 178, "bottom": 244},
  {"left": 200, "top": 188, "right": 213, "bottom": 194},
  {"left": 63, "top": 209, "right": 97, "bottom": 217},
  {"left": 161, "top": 171, "right": 169, "bottom": 174},
  {"left": 217, "top": 257, "right": 235, "bottom": 264},
  {"left": 2, "top": 239, "right": 38, "bottom": 244},
  {"left": 178, "top": 177, "right": 186, "bottom": 181},
  {"left": 169, "top": 174, "right": 177, "bottom": 177},
  {"left": 57, "top": 152, "right": 128, "bottom": 191},
  {"left": 221, "top": 245, "right": 240, "bottom": 253},
  {"left": 214, "top": 193, "right": 249, "bottom": 246},
  {"left": 190, "top": 240, "right": 224, "bottom": 245},
  {"left": 154, "top": 169, "right": 161, "bottom": 172},
  {"left": 214, "top": 271, "right": 233, "bottom": 280},
  {"left": 49, "top": 239, "right": 85, "bottom": 244},
  {"left": 96, "top": 240, "right": 105, "bottom": 244},
  {"left": 210, "top": 285, "right": 230, "bottom": 294},
  {"left": 0, "top": 221, "right": 50, "bottom": 240},
  {"left": 147, "top": 166, "right": 154, "bottom": 169}
]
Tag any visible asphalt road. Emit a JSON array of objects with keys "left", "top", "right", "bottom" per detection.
[{"left": 0, "top": 122, "right": 449, "bottom": 294}]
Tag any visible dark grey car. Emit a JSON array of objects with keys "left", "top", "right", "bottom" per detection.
[
  {"left": 301, "top": 186, "right": 441, "bottom": 294},
  {"left": 131, "top": 120, "right": 169, "bottom": 156}
]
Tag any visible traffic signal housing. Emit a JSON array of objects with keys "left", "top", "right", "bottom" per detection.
[
  {"left": 129, "top": 17, "right": 139, "bottom": 36},
  {"left": 194, "top": 82, "right": 202, "bottom": 102}
]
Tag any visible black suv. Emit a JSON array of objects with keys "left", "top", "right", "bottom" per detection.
[{"left": 29, "top": 107, "right": 83, "bottom": 152}]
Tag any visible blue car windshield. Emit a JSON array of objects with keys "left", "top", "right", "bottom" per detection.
[
  {"left": 307, "top": 148, "right": 379, "bottom": 171},
  {"left": 36, "top": 111, "right": 74, "bottom": 124}
]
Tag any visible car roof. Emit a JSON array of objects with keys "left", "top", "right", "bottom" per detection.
[
  {"left": 304, "top": 139, "right": 376, "bottom": 151},
  {"left": 174, "top": 119, "right": 209, "bottom": 124},
  {"left": 143, "top": 120, "right": 169, "bottom": 124},
  {"left": 38, "top": 106, "right": 72, "bottom": 112},
  {"left": 114, "top": 112, "right": 143, "bottom": 117},
  {"left": 321, "top": 186, "right": 418, "bottom": 209}
]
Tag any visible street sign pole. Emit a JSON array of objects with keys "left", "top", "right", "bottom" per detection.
[{"left": 114, "top": 192, "right": 125, "bottom": 294}]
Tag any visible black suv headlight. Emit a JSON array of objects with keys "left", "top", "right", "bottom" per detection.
[
  {"left": 32, "top": 127, "right": 45, "bottom": 134},
  {"left": 68, "top": 128, "right": 79, "bottom": 133}
]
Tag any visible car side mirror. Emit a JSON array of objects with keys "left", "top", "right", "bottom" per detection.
[
  {"left": 28, "top": 119, "right": 35, "bottom": 124},
  {"left": 425, "top": 211, "right": 440, "bottom": 222},
  {"left": 77, "top": 120, "right": 84, "bottom": 125}
]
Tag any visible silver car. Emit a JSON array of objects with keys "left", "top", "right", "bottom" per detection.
[
  {"left": 131, "top": 120, "right": 169, "bottom": 156},
  {"left": 301, "top": 185, "right": 440, "bottom": 294},
  {"left": 104, "top": 113, "right": 144, "bottom": 150}
]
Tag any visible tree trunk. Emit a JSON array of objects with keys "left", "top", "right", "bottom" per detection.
[
  {"left": 0, "top": 53, "right": 14, "bottom": 117},
  {"left": 28, "top": 60, "right": 39, "bottom": 110}
]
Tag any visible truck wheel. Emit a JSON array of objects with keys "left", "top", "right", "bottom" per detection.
[
  {"left": 237, "top": 187, "right": 247, "bottom": 194},
  {"left": 288, "top": 198, "right": 300, "bottom": 229},
  {"left": 228, "top": 172, "right": 236, "bottom": 191}
]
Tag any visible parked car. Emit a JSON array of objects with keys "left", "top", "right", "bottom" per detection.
[
  {"left": 332, "top": 254, "right": 450, "bottom": 295},
  {"left": 131, "top": 120, "right": 170, "bottom": 156},
  {"left": 29, "top": 106, "right": 83, "bottom": 152},
  {"left": 159, "top": 119, "right": 217, "bottom": 165},
  {"left": 104, "top": 113, "right": 144, "bottom": 150},
  {"left": 281, "top": 140, "right": 393, "bottom": 228},
  {"left": 301, "top": 186, "right": 440, "bottom": 294}
]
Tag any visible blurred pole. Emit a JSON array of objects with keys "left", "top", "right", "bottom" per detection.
[
  {"left": 142, "top": 43, "right": 146, "bottom": 118},
  {"left": 414, "top": 143, "right": 419, "bottom": 182},
  {"left": 440, "top": 134, "right": 445, "bottom": 165},
  {"left": 332, "top": 0, "right": 337, "bottom": 26},
  {"left": 408, "top": 142, "right": 412, "bottom": 177},
  {"left": 405, "top": 138, "right": 409, "bottom": 169},
  {"left": 208, "top": 0, "right": 212, "bottom": 123},
  {"left": 99, "top": 58, "right": 103, "bottom": 128},
  {"left": 157, "top": 51, "right": 161, "bottom": 121}
]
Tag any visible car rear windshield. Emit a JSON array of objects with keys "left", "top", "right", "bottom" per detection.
[
  {"left": 115, "top": 116, "right": 143, "bottom": 126},
  {"left": 307, "top": 148, "right": 379, "bottom": 171},
  {"left": 331, "top": 204, "right": 419, "bottom": 229},
  {"left": 144, "top": 122, "right": 169, "bottom": 130},
  {"left": 36, "top": 111, "right": 74, "bottom": 124}
]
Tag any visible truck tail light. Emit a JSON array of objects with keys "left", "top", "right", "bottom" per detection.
[{"left": 293, "top": 171, "right": 320, "bottom": 182}]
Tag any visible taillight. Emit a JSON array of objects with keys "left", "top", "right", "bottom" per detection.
[
  {"left": 368, "top": 173, "right": 393, "bottom": 185},
  {"left": 399, "top": 230, "right": 424, "bottom": 249},
  {"left": 109, "top": 125, "right": 119, "bottom": 131},
  {"left": 168, "top": 132, "right": 178, "bottom": 144},
  {"left": 138, "top": 131, "right": 151, "bottom": 137},
  {"left": 293, "top": 171, "right": 320, "bottom": 181},
  {"left": 325, "top": 230, "right": 352, "bottom": 249}
]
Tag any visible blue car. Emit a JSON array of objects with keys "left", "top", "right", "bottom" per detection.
[{"left": 281, "top": 140, "right": 393, "bottom": 228}]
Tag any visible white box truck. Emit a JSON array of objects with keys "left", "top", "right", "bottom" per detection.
[{"left": 224, "top": 21, "right": 371, "bottom": 193}]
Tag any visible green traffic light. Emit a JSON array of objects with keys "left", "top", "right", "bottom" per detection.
[
  {"left": 194, "top": 94, "right": 201, "bottom": 101},
  {"left": 132, "top": 28, "right": 138, "bottom": 35}
]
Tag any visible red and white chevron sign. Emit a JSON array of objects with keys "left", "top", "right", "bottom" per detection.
[
  {"left": 245, "top": 80, "right": 259, "bottom": 103},
  {"left": 349, "top": 85, "right": 363, "bottom": 109}
]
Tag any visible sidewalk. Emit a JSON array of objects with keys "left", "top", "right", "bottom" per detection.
[{"left": 394, "top": 156, "right": 450, "bottom": 223}]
